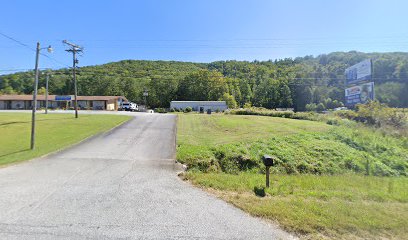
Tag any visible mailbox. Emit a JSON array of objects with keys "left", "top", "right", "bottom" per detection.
[{"left": 263, "top": 155, "right": 274, "bottom": 167}]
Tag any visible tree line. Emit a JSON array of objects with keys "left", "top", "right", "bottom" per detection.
[{"left": 1, "top": 51, "right": 408, "bottom": 110}]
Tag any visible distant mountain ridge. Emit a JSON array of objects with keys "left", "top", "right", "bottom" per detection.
[{"left": 1, "top": 51, "right": 407, "bottom": 108}]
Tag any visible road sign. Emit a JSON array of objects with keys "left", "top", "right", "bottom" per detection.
[{"left": 55, "top": 95, "right": 72, "bottom": 101}]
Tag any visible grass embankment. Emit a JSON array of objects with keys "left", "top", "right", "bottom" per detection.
[
  {"left": 0, "top": 113, "right": 131, "bottom": 166},
  {"left": 178, "top": 114, "right": 407, "bottom": 176},
  {"left": 177, "top": 114, "right": 408, "bottom": 239}
]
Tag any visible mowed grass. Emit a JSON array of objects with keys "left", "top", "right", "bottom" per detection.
[
  {"left": 178, "top": 113, "right": 329, "bottom": 146},
  {"left": 0, "top": 113, "right": 131, "bottom": 166},
  {"left": 185, "top": 172, "right": 408, "bottom": 239},
  {"left": 177, "top": 113, "right": 408, "bottom": 239}
]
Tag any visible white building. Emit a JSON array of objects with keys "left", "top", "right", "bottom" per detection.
[{"left": 170, "top": 101, "right": 228, "bottom": 112}]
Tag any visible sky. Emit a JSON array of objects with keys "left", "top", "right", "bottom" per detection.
[{"left": 1, "top": 0, "right": 408, "bottom": 72}]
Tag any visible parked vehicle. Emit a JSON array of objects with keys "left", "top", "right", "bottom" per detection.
[
  {"left": 121, "top": 102, "right": 138, "bottom": 111},
  {"left": 334, "top": 107, "right": 348, "bottom": 111}
]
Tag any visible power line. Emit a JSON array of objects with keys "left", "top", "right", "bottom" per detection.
[
  {"left": 0, "top": 31, "right": 36, "bottom": 51},
  {"left": 0, "top": 31, "right": 70, "bottom": 68},
  {"left": 3, "top": 35, "right": 408, "bottom": 49},
  {"left": 40, "top": 53, "right": 70, "bottom": 68}
]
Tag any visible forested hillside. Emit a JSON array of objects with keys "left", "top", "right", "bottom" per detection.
[{"left": 1, "top": 51, "right": 408, "bottom": 109}]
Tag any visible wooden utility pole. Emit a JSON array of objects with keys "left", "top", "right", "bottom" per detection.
[
  {"left": 143, "top": 88, "right": 149, "bottom": 111},
  {"left": 63, "top": 40, "right": 83, "bottom": 118},
  {"left": 31, "top": 43, "right": 53, "bottom": 149},
  {"left": 45, "top": 72, "right": 50, "bottom": 114},
  {"left": 31, "top": 42, "right": 41, "bottom": 149}
]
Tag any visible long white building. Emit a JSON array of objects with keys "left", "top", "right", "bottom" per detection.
[{"left": 170, "top": 101, "right": 228, "bottom": 112}]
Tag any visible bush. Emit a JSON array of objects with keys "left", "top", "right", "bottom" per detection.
[
  {"left": 185, "top": 106, "right": 192, "bottom": 113},
  {"left": 316, "top": 103, "right": 326, "bottom": 112},
  {"left": 306, "top": 103, "right": 317, "bottom": 112},
  {"left": 243, "top": 102, "right": 252, "bottom": 108},
  {"left": 356, "top": 101, "right": 406, "bottom": 128},
  {"left": 307, "top": 100, "right": 344, "bottom": 112},
  {"left": 229, "top": 107, "right": 322, "bottom": 122},
  {"left": 334, "top": 110, "right": 358, "bottom": 120},
  {"left": 155, "top": 108, "right": 167, "bottom": 113},
  {"left": 335, "top": 102, "right": 407, "bottom": 129},
  {"left": 326, "top": 118, "right": 340, "bottom": 126},
  {"left": 170, "top": 108, "right": 175, "bottom": 112}
]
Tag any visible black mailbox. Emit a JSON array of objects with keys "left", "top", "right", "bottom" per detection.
[{"left": 263, "top": 155, "right": 274, "bottom": 167}]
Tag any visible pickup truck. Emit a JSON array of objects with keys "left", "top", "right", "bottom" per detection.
[{"left": 121, "top": 102, "right": 138, "bottom": 112}]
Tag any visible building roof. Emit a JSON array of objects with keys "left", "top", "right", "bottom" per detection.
[
  {"left": 0, "top": 95, "right": 127, "bottom": 101},
  {"left": 171, "top": 101, "right": 226, "bottom": 104}
]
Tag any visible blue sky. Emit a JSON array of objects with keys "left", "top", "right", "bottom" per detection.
[{"left": 1, "top": 0, "right": 408, "bottom": 72}]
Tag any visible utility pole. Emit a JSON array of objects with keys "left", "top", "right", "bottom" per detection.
[
  {"left": 143, "top": 88, "right": 149, "bottom": 111},
  {"left": 45, "top": 71, "right": 50, "bottom": 114},
  {"left": 31, "top": 43, "right": 53, "bottom": 150},
  {"left": 63, "top": 40, "right": 83, "bottom": 118},
  {"left": 31, "top": 42, "right": 41, "bottom": 150}
]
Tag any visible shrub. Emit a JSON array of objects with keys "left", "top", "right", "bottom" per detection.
[
  {"left": 316, "top": 103, "right": 326, "bottom": 112},
  {"left": 356, "top": 101, "right": 406, "bottom": 128},
  {"left": 229, "top": 107, "right": 322, "bottom": 122},
  {"left": 334, "top": 110, "right": 358, "bottom": 120},
  {"left": 170, "top": 108, "right": 175, "bottom": 112},
  {"left": 155, "top": 108, "right": 167, "bottom": 113},
  {"left": 185, "top": 106, "right": 192, "bottom": 113},
  {"left": 306, "top": 103, "right": 317, "bottom": 112},
  {"left": 243, "top": 102, "right": 252, "bottom": 108},
  {"left": 326, "top": 118, "right": 340, "bottom": 126}
]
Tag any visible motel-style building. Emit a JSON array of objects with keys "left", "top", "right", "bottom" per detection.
[{"left": 0, "top": 95, "right": 128, "bottom": 111}]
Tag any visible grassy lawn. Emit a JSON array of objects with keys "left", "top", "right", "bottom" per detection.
[
  {"left": 0, "top": 113, "right": 131, "bottom": 166},
  {"left": 177, "top": 113, "right": 408, "bottom": 239}
]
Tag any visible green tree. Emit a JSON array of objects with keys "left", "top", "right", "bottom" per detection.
[
  {"left": 37, "top": 87, "right": 46, "bottom": 95},
  {"left": 221, "top": 93, "right": 237, "bottom": 109},
  {"left": 177, "top": 69, "right": 227, "bottom": 101},
  {"left": 279, "top": 82, "right": 293, "bottom": 108}
]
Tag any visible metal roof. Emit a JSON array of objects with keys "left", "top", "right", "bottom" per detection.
[
  {"left": 170, "top": 101, "right": 226, "bottom": 103},
  {"left": 0, "top": 95, "right": 127, "bottom": 101}
]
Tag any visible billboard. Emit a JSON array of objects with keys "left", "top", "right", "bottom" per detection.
[
  {"left": 345, "top": 82, "right": 374, "bottom": 106},
  {"left": 345, "top": 59, "right": 372, "bottom": 85}
]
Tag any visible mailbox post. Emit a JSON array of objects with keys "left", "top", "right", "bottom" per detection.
[{"left": 262, "top": 155, "right": 274, "bottom": 188}]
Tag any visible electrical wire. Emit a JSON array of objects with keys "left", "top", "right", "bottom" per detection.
[{"left": 0, "top": 31, "right": 70, "bottom": 68}]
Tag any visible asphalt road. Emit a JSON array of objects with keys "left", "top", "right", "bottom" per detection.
[{"left": 0, "top": 113, "right": 294, "bottom": 239}]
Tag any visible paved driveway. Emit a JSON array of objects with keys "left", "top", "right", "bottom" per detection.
[{"left": 0, "top": 113, "right": 294, "bottom": 239}]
